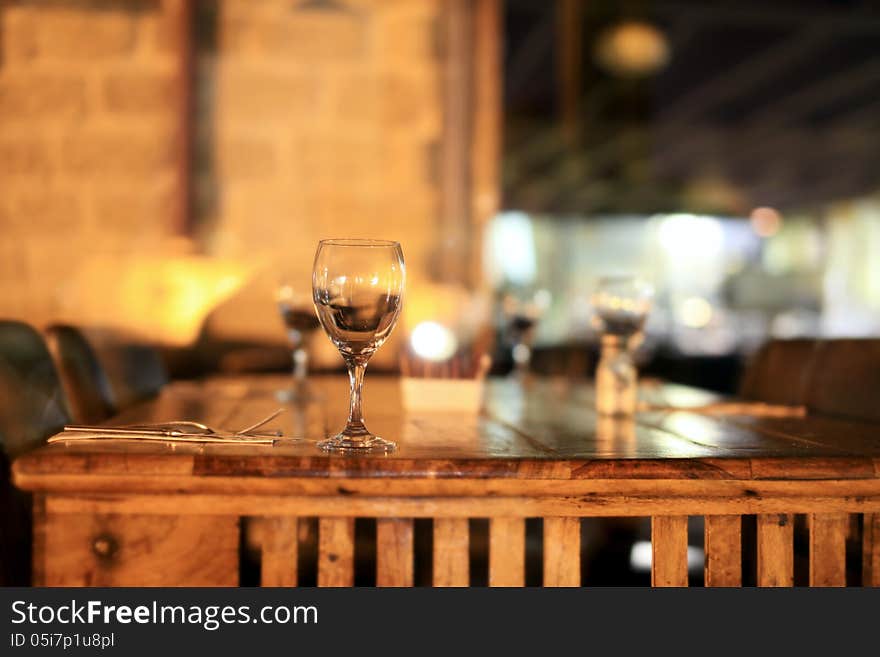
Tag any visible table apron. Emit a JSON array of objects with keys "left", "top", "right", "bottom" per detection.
[
  {"left": 41, "top": 491, "right": 880, "bottom": 517},
  {"left": 15, "top": 474, "right": 880, "bottom": 497}
]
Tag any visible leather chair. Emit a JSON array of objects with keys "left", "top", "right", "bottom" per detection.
[
  {"left": 92, "top": 339, "right": 169, "bottom": 409},
  {"left": 739, "top": 338, "right": 818, "bottom": 406},
  {"left": 0, "top": 320, "right": 70, "bottom": 585},
  {"left": 804, "top": 339, "right": 880, "bottom": 423},
  {"left": 45, "top": 324, "right": 116, "bottom": 424}
]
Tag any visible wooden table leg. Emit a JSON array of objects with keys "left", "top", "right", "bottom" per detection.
[{"left": 36, "top": 496, "right": 239, "bottom": 586}]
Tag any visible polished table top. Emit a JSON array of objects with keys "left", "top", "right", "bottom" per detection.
[{"left": 13, "top": 375, "right": 880, "bottom": 486}]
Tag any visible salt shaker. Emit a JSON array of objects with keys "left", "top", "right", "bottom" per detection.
[
  {"left": 592, "top": 276, "right": 652, "bottom": 417},
  {"left": 596, "top": 334, "right": 638, "bottom": 416}
]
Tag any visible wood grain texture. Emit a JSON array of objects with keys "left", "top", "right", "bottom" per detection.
[
  {"left": 31, "top": 493, "right": 46, "bottom": 586},
  {"left": 433, "top": 518, "right": 469, "bottom": 586},
  {"left": 757, "top": 513, "right": 794, "bottom": 587},
  {"left": 809, "top": 513, "right": 847, "bottom": 587},
  {"left": 489, "top": 517, "right": 525, "bottom": 587},
  {"left": 260, "top": 516, "right": 298, "bottom": 587},
  {"left": 15, "top": 377, "right": 880, "bottom": 488},
  {"left": 13, "top": 375, "right": 880, "bottom": 588},
  {"left": 651, "top": 515, "right": 689, "bottom": 587},
  {"left": 704, "top": 515, "right": 741, "bottom": 587},
  {"left": 543, "top": 517, "right": 580, "bottom": 587},
  {"left": 863, "top": 514, "right": 879, "bottom": 587},
  {"left": 318, "top": 518, "right": 354, "bottom": 587},
  {"left": 40, "top": 490, "right": 880, "bottom": 519},
  {"left": 39, "top": 512, "right": 238, "bottom": 586},
  {"left": 376, "top": 518, "right": 414, "bottom": 587}
]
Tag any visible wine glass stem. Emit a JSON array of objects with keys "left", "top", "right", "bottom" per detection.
[
  {"left": 293, "top": 348, "right": 308, "bottom": 382},
  {"left": 345, "top": 356, "right": 368, "bottom": 431}
]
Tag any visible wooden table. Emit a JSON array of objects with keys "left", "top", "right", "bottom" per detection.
[{"left": 13, "top": 375, "right": 880, "bottom": 587}]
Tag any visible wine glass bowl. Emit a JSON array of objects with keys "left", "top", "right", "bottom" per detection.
[
  {"left": 591, "top": 276, "right": 653, "bottom": 339},
  {"left": 501, "top": 288, "right": 551, "bottom": 373},
  {"left": 312, "top": 239, "right": 405, "bottom": 451},
  {"left": 275, "top": 283, "right": 321, "bottom": 402}
]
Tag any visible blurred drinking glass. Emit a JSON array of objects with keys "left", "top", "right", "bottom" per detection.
[
  {"left": 276, "top": 283, "right": 321, "bottom": 402},
  {"left": 592, "top": 276, "right": 652, "bottom": 416},
  {"left": 502, "top": 288, "right": 551, "bottom": 376}
]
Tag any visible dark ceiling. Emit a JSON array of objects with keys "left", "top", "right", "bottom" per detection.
[{"left": 503, "top": 0, "right": 880, "bottom": 216}]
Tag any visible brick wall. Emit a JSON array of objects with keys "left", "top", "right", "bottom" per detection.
[
  {"left": 0, "top": 0, "right": 181, "bottom": 324},
  {"left": 0, "top": 0, "right": 477, "bottom": 364},
  {"left": 199, "top": 0, "right": 445, "bottom": 362}
]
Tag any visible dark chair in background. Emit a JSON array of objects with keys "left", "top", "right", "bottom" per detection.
[
  {"left": 44, "top": 324, "right": 116, "bottom": 424},
  {"left": 92, "top": 338, "right": 169, "bottom": 409},
  {"left": 738, "top": 338, "right": 819, "bottom": 406},
  {"left": 738, "top": 336, "right": 880, "bottom": 585},
  {"left": 805, "top": 339, "right": 880, "bottom": 423},
  {"left": 0, "top": 320, "right": 70, "bottom": 585}
]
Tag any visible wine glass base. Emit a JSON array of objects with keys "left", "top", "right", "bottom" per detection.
[{"left": 317, "top": 434, "right": 396, "bottom": 452}]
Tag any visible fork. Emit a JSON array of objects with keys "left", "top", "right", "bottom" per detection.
[{"left": 63, "top": 408, "right": 286, "bottom": 438}]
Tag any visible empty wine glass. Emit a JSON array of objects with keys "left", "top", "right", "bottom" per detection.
[
  {"left": 312, "top": 239, "right": 405, "bottom": 451},
  {"left": 275, "top": 283, "right": 321, "bottom": 402},
  {"left": 592, "top": 275, "right": 653, "bottom": 416}
]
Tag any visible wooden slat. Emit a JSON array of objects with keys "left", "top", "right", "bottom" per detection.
[
  {"left": 260, "top": 517, "right": 298, "bottom": 587},
  {"left": 704, "top": 515, "right": 741, "bottom": 587},
  {"left": 318, "top": 518, "right": 354, "bottom": 587},
  {"left": 433, "top": 518, "right": 469, "bottom": 586},
  {"left": 376, "top": 518, "right": 414, "bottom": 587},
  {"left": 543, "top": 517, "right": 580, "bottom": 586},
  {"left": 809, "top": 513, "right": 847, "bottom": 587},
  {"left": 652, "top": 515, "right": 689, "bottom": 587},
  {"left": 864, "top": 514, "right": 880, "bottom": 586},
  {"left": 489, "top": 517, "right": 525, "bottom": 586},
  {"left": 757, "top": 513, "right": 794, "bottom": 587},
  {"left": 41, "top": 512, "right": 238, "bottom": 586}
]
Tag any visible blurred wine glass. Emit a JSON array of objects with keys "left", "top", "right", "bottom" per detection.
[
  {"left": 592, "top": 276, "right": 653, "bottom": 339},
  {"left": 312, "top": 239, "right": 405, "bottom": 451},
  {"left": 501, "top": 288, "right": 551, "bottom": 375},
  {"left": 275, "top": 283, "right": 321, "bottom": 402}
]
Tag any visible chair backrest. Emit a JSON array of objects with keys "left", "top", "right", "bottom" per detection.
[
  {"left": 0, "top": 320, "right": 70, "bottom": 586},
  {"left": 739, "top": 338, "right": 818, "bottom": 406},
  {"left": 96, "top": 340, "right": 169, "bottom": 409},
  {"left": 804, "top": 338, "right": 880, "bottom": 423},
  {"left": 45, "top": 324, "right": 117, "bottom": 424},
  {"left": 0, "top": 320, "right": 70, "bottom": 457}
]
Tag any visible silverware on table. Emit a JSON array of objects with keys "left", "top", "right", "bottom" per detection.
[{"left": 53, "top": 408, "right": 287, "bottom": 444}]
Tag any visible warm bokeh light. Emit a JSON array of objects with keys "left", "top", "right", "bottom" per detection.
[
  {"left": 595, "top": 21, "right": 671, "bottom": 77},
  {"left": 410, "top": 321, "right": 458, "bottom": 362},
  {"left": 59, "top": 255, "right": 251, "bottom": 346},
  {"left": 678, "top": 296, "right": 714, "bottom": 328},
  {"left": 750, "top": 207, "right": 783, "bottom": 238},
  {"left": 658, "top": 214, "right": 724, "bottom": 255}
]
